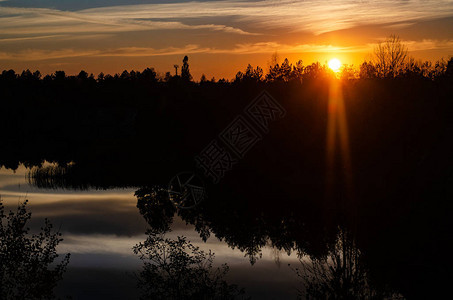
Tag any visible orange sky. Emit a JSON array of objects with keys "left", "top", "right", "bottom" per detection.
[{"left": 1, "top": 0, "right": 453, "bottom": 79}]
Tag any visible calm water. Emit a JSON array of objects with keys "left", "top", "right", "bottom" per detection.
[
  {"left": 2, "top": 83, "right": 452, "bottom": 299},
  {"left": 0, "top": 165, "right": 301, "bottom": 299}
]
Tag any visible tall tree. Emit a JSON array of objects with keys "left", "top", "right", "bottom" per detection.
[
  {"left": 181, "top": 56, "right": 192, "bottom": 81},
  {"left": 373, "top": 35, "right": 408, "bottom": 78}
]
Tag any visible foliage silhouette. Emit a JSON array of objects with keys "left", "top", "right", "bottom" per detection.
[
  {"left": 135, "top": 187, "right": 176, "bottom": 234},
  {"left": 0, "top": 199, "right": 70, "bottom": 299},
  {"left": 133, "top": 231, "right": 246, "bottom": 300}
]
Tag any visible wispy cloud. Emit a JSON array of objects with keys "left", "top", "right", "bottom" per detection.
[
  {"left": 365, "top": 39, "right": 453, "bottom": 52},
  {"left": 3, "top": 38, "right": 451, "bottom": 61},
  {"left": 73, "top": 0, "right": 453, "bottom": 34},
  {"left": 0, "top": 49, "right": 99, "bottom": 61},
  {"left": 226, "top": 42, "right": 369, "bottom": 54},
  {"left": 1, "top": 0, "right": 453, "bottom": 39},
  {"left": 0, "top": 42, "right": 374, "bottom": 61},
  {"left": 0, "top": 33, "right": 113, "bottom": 43},
  {"left": 0, "top": 5, "right": 257, "bottom": 37},
  {"left": 405, "top": 39, "right": 453, "bottom": 51}
]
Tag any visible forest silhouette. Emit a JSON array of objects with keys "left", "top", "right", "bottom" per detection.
[{"left": 1, "top": 36, "right": 453, "bottom": 298}]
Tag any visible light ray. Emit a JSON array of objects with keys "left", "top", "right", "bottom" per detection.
[{"left": 325, "top": 79, "right": 353, "bottom": 204}]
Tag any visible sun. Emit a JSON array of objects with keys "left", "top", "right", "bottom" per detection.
[{"left": 328, "top": 58, "right": 342, "bottom": 72}]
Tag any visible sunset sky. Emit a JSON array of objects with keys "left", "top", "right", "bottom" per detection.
[{"left": 1, "top": 0, "right": 453, "bottom": 79}]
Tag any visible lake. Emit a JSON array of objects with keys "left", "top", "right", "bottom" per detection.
[{"left": 1, "top": 80, "right": 452, "bottom": 299}]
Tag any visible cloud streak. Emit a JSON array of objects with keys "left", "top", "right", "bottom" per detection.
[
  {"left": 1, "top": 0, "right": 453, "bottom": 39},
  {"left": 0, "top": 43, "right": 364, "bottom": 61},
  {"left": 2, "top": 39, "right": 451, "bottom": 61},
  {"left": 0, "top": 5, "right": 257, "bottom": 37}
]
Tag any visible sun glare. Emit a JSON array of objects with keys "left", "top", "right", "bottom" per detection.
[{"left": 328, "top": 58, "right": 342, "bottom": 72}]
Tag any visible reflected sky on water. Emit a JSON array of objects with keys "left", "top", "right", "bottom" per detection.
[{"left": 0, "top": 165, "right": 300, "bottom": 299}]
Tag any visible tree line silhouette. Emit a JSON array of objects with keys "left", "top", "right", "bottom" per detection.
[
  {"left": 1, "top": 36, "right": 453, "bottom": 87},
  {"left": 1, "top": 35, "right": 453, "bottom": 172},
  {"left": 1, "top": 55, "right": 452, "bottom": 86}
]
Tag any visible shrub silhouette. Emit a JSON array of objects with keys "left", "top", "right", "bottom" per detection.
[
  {"left": 0, "top": 199, "right": 70, "bottom": 299},
  {"left": 133, "top": 231, "right": 245, "bottom": 300}
]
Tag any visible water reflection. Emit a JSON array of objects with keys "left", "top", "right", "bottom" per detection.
[
  {"left": 134, "top": 187, "right": 247, "bottom": 298},
  {"left": 22, "top": 147, "right": 453, "bottom": 299},
  {"left": 132, "top": 172, "right": 453, "bottom": 299},
  {"left": 136, "top": 187, "right": 176, "bottom": 234},
  {"left": 15, "top": 78, "right": 453, "bottom": 298},
  {"left": 135, "top": 185, "right": 335, "bottom": 265},
  {"left": 0, "top": 199, "right": 70, "bottom": 299},
  {"left": 134, "top": 187, "right": 403, "bottom": 298},
  {"left": 291, "top": 229, "right": 403, "bottom": 299}
]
